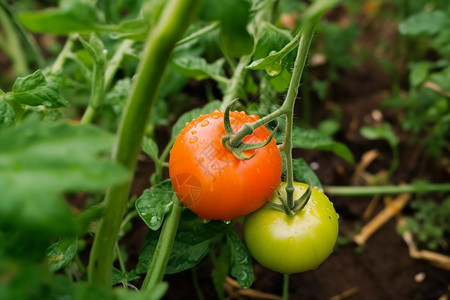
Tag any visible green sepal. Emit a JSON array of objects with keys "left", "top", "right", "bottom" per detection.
[
  {"left": 221, "top": 99, "right": 279, "bottom": 160},
  {"left": 292, "top": 179, "right": 312, "bottom": 214}
]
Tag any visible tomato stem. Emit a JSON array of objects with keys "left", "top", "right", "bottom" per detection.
[
  {"left": 323, "top": 183, "right": 450, "bottom": 196},
  {"left": 220, "top": 55, "right": 252, "bottom": 111},
  {"left": 80, "top": 33, "right": 106, "bottom": 125},
  {"left": 141, "top": 195, "right": 183, "bottom": 294},
  {"left": 221, "top": 0, "right": 340, "bottom": 215},
  {"left": 282, "top": 274, "right": 290, "bottom": 300},
  {"left": 87, "top": 0, "right": 200, "bottom": 286}
]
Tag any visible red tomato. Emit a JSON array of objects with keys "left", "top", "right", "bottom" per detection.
[{"left": 169, "top": 110, "right": 282, "bottom": 221}]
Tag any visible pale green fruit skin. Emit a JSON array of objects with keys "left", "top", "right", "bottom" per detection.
[{"left": 244, "top": 182, "right": 339, "bottom": 274}]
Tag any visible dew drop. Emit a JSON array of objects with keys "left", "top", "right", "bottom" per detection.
[
  {"left": 288, "top": 236, "right": 294, "bottom": 243},
  {"left": 191, "top": 130, "right": 197, "bottom": 135},
  {"left": 198, "top": 157, "right": 204, "bottom": 163},
  {"left": 212, "top": 114, "right": 220, "bottom": 119},
  {"left": 201, "top": 120, "right": 209, "bottom": 127},
  {"left": 223, "top": 220, "right": 231, "bottom": 225},
  {"left": 189, "top": 136, "right": 198, "bottom": 143},
  {"left": 272, "top": 219, "right": 278, "bottom": 225}
]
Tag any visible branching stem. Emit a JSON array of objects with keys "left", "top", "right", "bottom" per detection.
[{"left": 87, "top": 0, "right": 200, "bottom": 286}]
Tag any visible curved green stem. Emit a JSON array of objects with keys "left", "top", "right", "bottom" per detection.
[
  {"left": 87, "top": 0, "right": 201, "bottom": 286},
  {"left": 223, "top": 0, "right": 338, "bottom": 213},
  {"left": 51, "top": 34, "right": 77, "bottom": 74},
  {"left": 323, "top": 183, "right": 450, "bottom": 197},
  {"left": 141, "top": 196, "right": 183, "bottom": 294},
  {"left": 80, "top": 45, "right": 106, "bottom": 124},
  {"left": 281, "top": 20, "right": 317, "bottom": 209},
  {"left": 175, "top": 21, "right": 219, "bottom": 47},
  {"left": 104, "top": 39, "right": 135, "bottom": 90},
  {"left": 220, "top": 55, "right": 252, "bottom": 111}
]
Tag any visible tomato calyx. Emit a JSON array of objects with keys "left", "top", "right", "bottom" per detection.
[
  {"left": 268, "top": 180, "right": 313, "bottom": 215},
  {"left": 221, "top": 100, "right": 279, "bottom": 160}
]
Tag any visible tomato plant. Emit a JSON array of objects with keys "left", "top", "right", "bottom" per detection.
[
  {"left": 244, "top": 182, "right": 339, "bottom": 274},
  {"left": 169, "top": 109, "right": 282, "bottom": 221}
]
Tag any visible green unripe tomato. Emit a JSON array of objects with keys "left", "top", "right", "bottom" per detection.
[{"left": 243, "top": 182, "right": 339, "bottom": 274}]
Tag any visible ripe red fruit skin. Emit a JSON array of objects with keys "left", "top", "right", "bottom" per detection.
[{"left": 169, "top": 110, "right": 282, "bottom": 221}]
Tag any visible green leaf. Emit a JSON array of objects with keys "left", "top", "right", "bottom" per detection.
[
  {"left": 172, "top": 56, "right": 227, "bottom": 83},
  {"left": 399, "top": 10, "right": 449, "bottom": 36},
  {"left": 109, "top": 18, "right": 150, "bottom": 41},
  {"left": 360, "top": 122, "right": 398, "bottom": 148},
  {"left": 292, "top": 158, "right": 322, "bottom": 190},
  {"left": 18, "top": 0, "right": 102, "bottom": 34},
  {"left": 200, "top": 0, "right": 253, "bottom": 57},
  {"left": 247, "top": 0, "right": 341, "bottom": 73},
  {"left": 115, "top": 282, "right": 168, "bottom": 300},
  {"left": 111, "top": 268, "right": 140, "bottom": 286},
  {"left": 226, "top": 231, "right": 253, "bottom": 289},
  {"left": 211, "top": 245, "right": 230, "bottom": 300},
  {"left": 268, "top": 67, "right": 292, "bottom": 92},
  {"left": 137, "top": 211, "right": 227, "bottom": 275},
  {"left": 136, "top": 180, "right": 174, "bottom": 231},
  {"left": 4, "top": 70, "right": 69, "bottom": 108},
  {"left": 409, "top": 62, "right": 431, "bottom": 87},
  {"left": 141, "top": 137, "right": 160, "bottom": 163},
  {"left": 291, "top": 127, "right": 354, "bottom": 163},
  {"left": 0, "top": 258, "right": 54, "bottom": 300},
  {"left": 46, "top": 237, "right": 78, "bottom": 272},
  {"left": 171, "top": 100, "right": 221, "bottom": 140},
  {"left": 0, "top": 118, "right": 129, "bottom": 236},
  {"left": 0, "top": 99, "right": 15, "bottom": 129},
  {"left": 253, "top": 23, "right": 293, "bottom": 61},
  {"left": 429, "top": 66, "right": 450, "bottom": 91}
]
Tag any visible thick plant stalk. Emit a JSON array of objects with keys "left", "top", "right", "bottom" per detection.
[{"left": 88, "top": 0, "right": 201, "bottom": 286}]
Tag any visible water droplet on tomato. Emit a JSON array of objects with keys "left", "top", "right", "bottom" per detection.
[
  {"left": 198, "top": 157, "right": 204, "bottom": 163},
  {"left": 201, "top": 120, "right": 209, "bottom": 127},
  {"left": 191, "top": 130, "right": 197, "bottom": 134},
  {"left": 272, "top": 219, "right": 278, "bottom": 225},
  {"left": 288, "top": 236, "right": 294, "bottom": 243},
  {"left": 189, "top": 136, "right": 198, "bottom": 143},
  {"left": 212, "top": 114, "right": 220, "bottom": 119}
]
